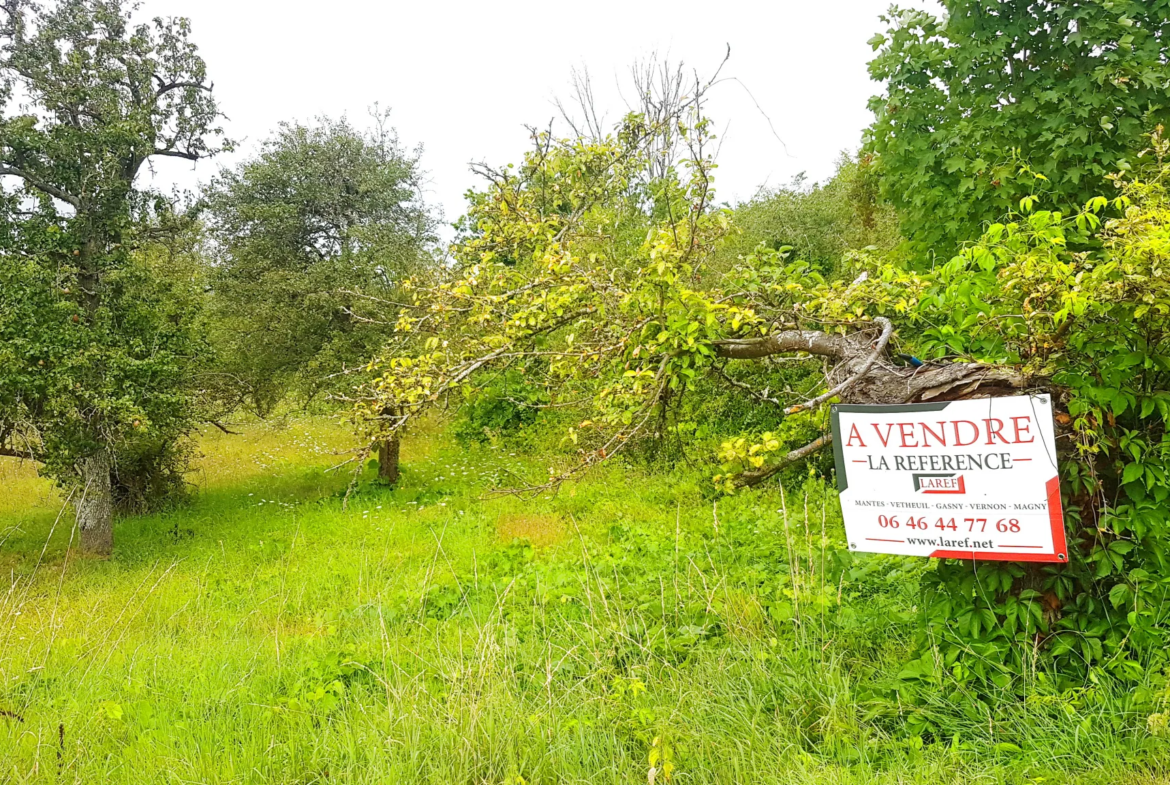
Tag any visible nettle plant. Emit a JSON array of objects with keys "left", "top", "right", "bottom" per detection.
[{"left": 353, "top": 86, "right": 1170, "bottom": 689}]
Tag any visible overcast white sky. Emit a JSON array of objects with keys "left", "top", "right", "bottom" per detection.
[{"left": 140, "top": 0, "right": 939, "bottom": 236}]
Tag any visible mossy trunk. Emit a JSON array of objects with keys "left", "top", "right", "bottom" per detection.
[
  {"left": 76, "top": 451, "right": 114, "bottom": 555},
  {"left": 378, "top": 436, "right": 400, "bottom": 486}
]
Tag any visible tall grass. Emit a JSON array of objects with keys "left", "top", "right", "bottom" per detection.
[{"left": 0, "top": 418, "right": 1166, "bottom": 783}]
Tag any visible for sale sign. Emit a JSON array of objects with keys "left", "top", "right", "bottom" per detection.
[{"left": 831, "top": 395, "right": 1067, "bottom": 562}]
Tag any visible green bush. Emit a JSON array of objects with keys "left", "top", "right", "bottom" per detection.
[
  {"left": 906, "top": 156, "right": 1170, "bottom": 693},
  {"left": 453, "top": 371, "right": 546, "bottom": 444},
  {"left": 716, "top": 156, "right": 902, "bottom": 278}
]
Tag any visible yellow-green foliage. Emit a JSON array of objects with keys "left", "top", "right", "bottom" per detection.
[{"left": 894, "top": 154, "right": 1170, "bottom": 685}]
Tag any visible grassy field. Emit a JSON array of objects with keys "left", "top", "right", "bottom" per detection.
[{"left": 0, "top": 418, "right": 1168, "bottom": 783}]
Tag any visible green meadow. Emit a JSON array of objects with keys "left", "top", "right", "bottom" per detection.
[{"left": 1, "top": 419, "right": 1167, "bottom": 783}]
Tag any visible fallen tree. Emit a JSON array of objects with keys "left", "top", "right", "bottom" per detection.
[
  {"left": 351, "top": 90, "right": 1170, "bottom": 684},
  {"left": 349, "top": 87, "right": 1049, "bottom": 495},
  {"left": 712, "top": 317, "right": 1041, "bottom": 487}
]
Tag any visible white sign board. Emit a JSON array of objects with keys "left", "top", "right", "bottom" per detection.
[{"left": 831, "top": 395, "right": 1067, "bottom": 562}]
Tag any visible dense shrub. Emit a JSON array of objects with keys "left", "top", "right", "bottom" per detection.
[
  {"left": 906, "top": 154, "right": 1170, "bottom": 691},
  {"left": 866, "top": 1, "right": 1170, "bottom": 258},
  {"left": 453, "top": 372, "right": 545, "bottom": 445},
  {"left": 717, "top": 156, "right": 902, "bottom": 277}
]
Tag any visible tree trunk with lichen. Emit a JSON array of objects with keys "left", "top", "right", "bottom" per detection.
[{"left": 76, "top": 450, "right": 114, "bottom": 556}]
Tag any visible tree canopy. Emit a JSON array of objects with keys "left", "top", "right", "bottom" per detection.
[
  {"left": 866, "top": 0, "right": 1170, "bottom": 258},
  {"left": 715, "top": 156, "right": 901, "bottom": 276},
  {"left": 203, "top": 114, "right": 435, "bottom": 416}
]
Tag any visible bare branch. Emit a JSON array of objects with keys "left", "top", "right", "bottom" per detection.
[
  {"left": 712, "top": 364, "right": 787, "bottom": 409},
  {"left": 206, "top": 420, "right": 240, "bottom": 436},
  {"left": 151, "top": 148, "right": 202, "bottom": 162},
  {"left": 0, "top": 164, "right": 80, "bottom": 208},
  {"left": 0, "top": 445, "right": 43, "bottom": 462},
  {"left": 153, "top": 78, "right": 212, "bottom": 98},
  {"left": 735, "top": 434, "right": 833, "bottom": 488},
  {"left": 713, "top": 330, "right": 850, "bottom": 360},
  {"left": 336, "top": 289, "right": 421, "bottom": 310}
]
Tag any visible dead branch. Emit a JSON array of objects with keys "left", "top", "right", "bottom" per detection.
[
  {"left": 717, "top": 319, "right": 1042, "bottom": 486},
  {"left": 784, "top": 317, "right": 893, "bottom": 414},
  {"left": 711, "top": 364, "right": 787, "bottom": 409}
]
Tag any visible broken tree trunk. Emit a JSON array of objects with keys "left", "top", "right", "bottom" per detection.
[
  {"left": 715, "top": 319, "right": 1036, "bottom": 406},
  {"left": 714, "top": 319, "right": 1042, "bottom": 486}
]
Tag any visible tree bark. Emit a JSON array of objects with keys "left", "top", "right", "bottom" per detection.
[
  {"left": 76, "top": 451, "right": 114, "bottom": 556},
  {"left": 714, "top": 330, "right": 853, "bottom": 361},
  {"left": 826, "top": 340, "right": 1036, "bottom": 406},
  {"left": 378, "top": 435, "right": 400, "bottom": 486},
  {"left": 716, "top": 322, "right": 1045, "bottom": 488},
  {"left": 715, "top": 324, "right": 1038, "bottom": 406}
]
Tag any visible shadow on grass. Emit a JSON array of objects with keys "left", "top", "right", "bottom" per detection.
[{"left": 0, "top": 434, "right": 382, "bottom": 572}]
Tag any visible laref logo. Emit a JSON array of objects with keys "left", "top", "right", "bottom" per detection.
[{"left": 913, "top": 473, "right": 966, "bottom": 494}]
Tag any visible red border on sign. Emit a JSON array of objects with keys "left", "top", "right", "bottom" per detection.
[{"left": 929, "top": 476, "right": 1067, "bottom": 563}]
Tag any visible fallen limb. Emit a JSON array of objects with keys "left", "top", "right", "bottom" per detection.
[
  {"left": 783, "top": 317, "right": 894, "bottom": 414},
  {"left": 719, "top": 320, "right": 1044, "bottom": 487},
  {"left": 736, "top": 434, "right": 835, "bottom": 488}
]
